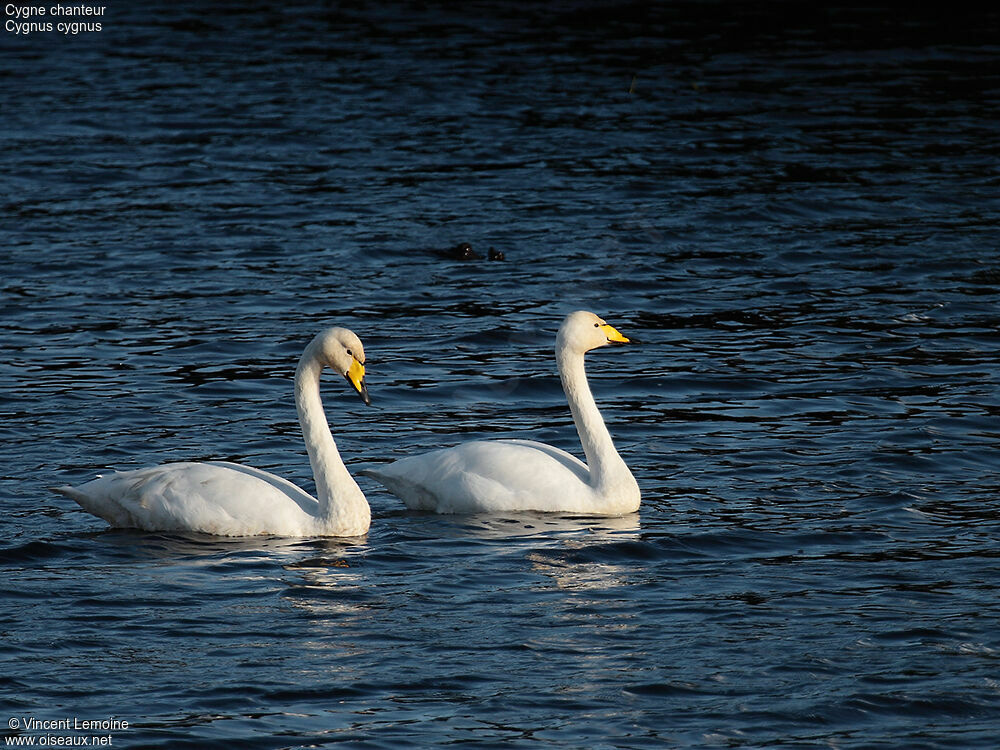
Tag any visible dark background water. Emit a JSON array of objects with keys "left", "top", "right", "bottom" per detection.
[{"left": 2, "top": 2, "right": 1000, "bottom": 747}]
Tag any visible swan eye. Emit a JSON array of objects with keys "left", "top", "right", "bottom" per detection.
[{"left": 346, "top": 348, "right": 353, "bottom": 357}]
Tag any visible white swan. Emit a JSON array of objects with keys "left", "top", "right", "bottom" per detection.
[
  {"left": 362, "top": 311, "right": 641, "bottom": 515},
  {"left": 53, "top": 328, "right": 372, "bottom": 537}
]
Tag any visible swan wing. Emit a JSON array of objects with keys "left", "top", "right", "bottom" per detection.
[
  {"left": 54, "top": 462, "right": 318, "bottom": 536},
  {"left": 362, "top": 439, "right": 597, "bottom": 514},
  {"left": 204, "top": 461, "right": 319, "bottom": 513}
]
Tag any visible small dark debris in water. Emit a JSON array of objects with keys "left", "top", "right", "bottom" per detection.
[
  {"left": 967, "top": 268, "right": 1000, "bottom": 285},
  {"left": 435, "top": 243, "right": 507, "bottom": 263},
  {"left": 732, "top": 591, "right": 767, "bottom": 605},
  {"left": 438, "top": 242, "right": 479, "bottom": 261}
]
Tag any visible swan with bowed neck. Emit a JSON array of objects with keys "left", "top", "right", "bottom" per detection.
[
  {"left": 53, "top": 328, "right": 373, "bottom": 537},
  {"left": 362, "top": 311, "right": 641, "bottom": 515}
]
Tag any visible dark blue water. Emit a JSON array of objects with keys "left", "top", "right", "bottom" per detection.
[{"left": 3, "top": 3, "right": 1000, "bottom": 747}]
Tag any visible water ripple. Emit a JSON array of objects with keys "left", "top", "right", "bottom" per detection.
[{"left": 2, "top": 3, "right": 999, "bottom": 748}]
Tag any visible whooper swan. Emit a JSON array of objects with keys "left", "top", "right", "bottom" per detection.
[
  {"left": 362, "top": 311, "right": 640, "bottom": 515},
  {"left": 53, "top": 327, "right": 372, "bottom": 537}
]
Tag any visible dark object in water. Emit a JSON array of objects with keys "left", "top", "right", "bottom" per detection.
[
  {"left": 433, "top": 243, "right": 506, "bottom": 262},
  {"left": 438, "top": 242, "right": 479, "bottom": 260}
]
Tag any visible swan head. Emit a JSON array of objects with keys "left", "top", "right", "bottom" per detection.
[
  {"left": 312, "top": 327, "right": 371, "bottom": 406},
  {"left": 558, "top": 311, "right": 634, "bottom": 354}
]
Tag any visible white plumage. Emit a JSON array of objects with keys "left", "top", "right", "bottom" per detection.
[
  {"left": 363, "top": 311, "right": 641, "bottom": 515},
  {"left": 53, "top": 327, "right": 372, "bottom": 537}
]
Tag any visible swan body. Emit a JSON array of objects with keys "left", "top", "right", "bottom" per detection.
[
  {"left": 54, "top": 328, "right": 372, "bottom": 537},
  {"left": 362, "top": 311, "right": 640, "bottom": 515}
]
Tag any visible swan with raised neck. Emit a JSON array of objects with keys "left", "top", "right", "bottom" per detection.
[
  {"left": 53, "top": 327, "right": 373, "bottom": 537},
  {"left": 362, "top": 310, "right": 640, "bottom": 515}
]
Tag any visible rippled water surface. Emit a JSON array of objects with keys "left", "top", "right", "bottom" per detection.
[{"left": 3, "top": 3, "right": 1000, "bottom": 748}]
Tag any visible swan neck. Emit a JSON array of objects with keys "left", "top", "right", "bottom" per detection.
[
  {"left": 556, "top": 343, "right": 625, "bottom": 488},
  {"left": 295, "top": 346, "right": 367, "bottom": 531}
]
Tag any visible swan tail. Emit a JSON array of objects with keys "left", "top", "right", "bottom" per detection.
[
  {"left": 51, "top": 482, "right": 137, "bottom": 528},
  {"left": 51, "top": 485, "right": 87, "bottom": 503},
  {"left": 360, "top": 467, "right": 438, "bottom": 511}
]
